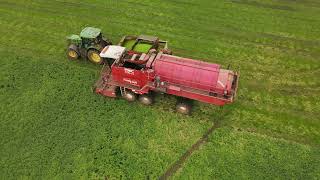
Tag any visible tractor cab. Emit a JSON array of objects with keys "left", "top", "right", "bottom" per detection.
[
  {"left": 66, "top": 27, "right": 112, "bottom": 64},
  {"left": 80, "top": 27, "right": 105, "bottom": 47}
]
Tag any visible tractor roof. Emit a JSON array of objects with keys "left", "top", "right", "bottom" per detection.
[{"left": 80, "top": 27, "right": 101, "bottom": 39}]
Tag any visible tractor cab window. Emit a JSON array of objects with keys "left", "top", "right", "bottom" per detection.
[
  {"left": 96, "top": 33, "right": 102, "bottom": 42},
  {"left": 97, "top": 33, "right": 102, "bottom": 39},
  {"left": 94, "top": 37, "right": 99, "bottom": 44},
  {"left": 81, "top": 38, "right": 90, "bottom": 45}
]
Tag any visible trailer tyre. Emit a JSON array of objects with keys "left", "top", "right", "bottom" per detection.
[
  {"left": 139, "top": 94, "right": 153, "bottom": 105},
  {"left": 123, "top": 90, "right": 137, "bottom": 102},
  {"left": 176, "top": 102, "right": 192, "bottom": 115}
]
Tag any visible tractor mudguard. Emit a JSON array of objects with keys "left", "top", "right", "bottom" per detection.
[
  {"left": 87, "top": 46, "right": 100, "bottom": 52},
  {"left": 68, "top": 44, "right": 79, "bottom": 54}
]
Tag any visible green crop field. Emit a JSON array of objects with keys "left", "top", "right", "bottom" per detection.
[{"left": 0, "top": 0, "right": 319, "bottom": 179}]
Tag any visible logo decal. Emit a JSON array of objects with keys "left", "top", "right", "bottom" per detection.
[
  {"left": 123, "top": 78, "right": 138, "bottom": 85},
  {"left": 124, "top": 68, "right": 134, "bottom": 75}
]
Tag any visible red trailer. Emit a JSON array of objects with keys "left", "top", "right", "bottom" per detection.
[{"left": 94, "top": 45, "right": 239, "bottom": 114}]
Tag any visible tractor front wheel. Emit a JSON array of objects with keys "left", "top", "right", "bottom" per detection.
[
  {"left": 67, "top": 49, "right": 79, "bottom": 60},
  {"left": 123, "top": 90, "right": 137, "bottom": 102},
  {"left": 139, "top": 94, "right": 153, "bottom": 105},
  {"left": 88, "top": 49, "right": 103, "bottom": 64},
  {"left": 176, "top": 102, "right": 192, "bottom": 115}
]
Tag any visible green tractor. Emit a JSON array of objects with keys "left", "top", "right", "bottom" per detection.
[{"left": 66, "top": 27, "right": 112, "bottom": 64}]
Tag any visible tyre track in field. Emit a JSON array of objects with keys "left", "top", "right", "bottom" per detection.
[
  {"left": 158, "top": 115, "right": 317, "bottom": 179},
  {"left": 159, "top": 121, "right": 221, "bottom": 180}
]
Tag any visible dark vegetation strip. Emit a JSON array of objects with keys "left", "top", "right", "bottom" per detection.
[
  {"left": 160, "top": 123, "right": 318, "bottom": 179},
  {"left": 159, "top": 121, "right": 221, "bottom": 180}
]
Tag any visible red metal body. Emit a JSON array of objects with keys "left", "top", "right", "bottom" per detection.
[
  {"left": 154, "top": 55, "right": 220, "bottom": 92},
  {"left": 95, "top": 48, "right": 239, "bottom": 106}
]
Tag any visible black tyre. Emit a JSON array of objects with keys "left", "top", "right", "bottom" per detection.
[
  {"left": 139, "top": 94, "right": 153, "bottom": 105},
  {"left": 87, "top": 49, "right": 103, "bottom": 64},
  {"left": 67, "top": 49, "right": 79, "bottom": 60},
  {"left": 176, "top": 102, "right": 192, "bottom": 115},
  {"left": 123, "top": 90, "right": 137, "bottom": 102}
]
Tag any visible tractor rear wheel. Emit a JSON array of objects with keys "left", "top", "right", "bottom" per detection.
[
  {"left": 88, "top": 49, "right": 103, "bottom": 64},
  {"left": 176, "top": 102, "right": 192, "bottom": 115},
  {"left": 139, "top": 94, "right": 153, "bottom": 105},
  {"left": 123, "top": 90, "right": 137, "bottom": 102},
  {"left": 67, "top": 49, "right": 79, "bottom": 60}
]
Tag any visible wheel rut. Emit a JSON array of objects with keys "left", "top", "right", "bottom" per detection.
[{"left": 159, "top": 121, "right": 221, "bottom": 180}]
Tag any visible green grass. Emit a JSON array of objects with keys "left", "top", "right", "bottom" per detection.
[
  {"left": 123, "top": 39, "right": 153, "bottom": 53},
  {"left": 133, "top": 43, "right": 153, "bottom": 53},
  {"left": 0, "top": 0, "right": 319, "bottom": 179},
  {"left": 174, "top": 128, "right": 320, "bottom": 179},
  {"left": 123, "top": 39, "right": 137, "bottom": 50}
]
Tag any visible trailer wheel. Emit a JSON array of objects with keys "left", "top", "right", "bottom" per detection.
[
  {"left": 176, "top": 102, "right": 192, "bottom": 115},
  {"left": 67, "top": 49, "right": 79, "bottom": 60},
  {"left": 123, "top": 90, "right": 137, "bottom": 102},
  {"left": 139, "top": 94, "right": 153, "bottom": 105},
  {"left": 88, "top": 49, "right": 103, "bottom": 64}
]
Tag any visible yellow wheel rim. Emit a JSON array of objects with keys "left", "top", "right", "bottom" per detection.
[
  {"left": 90, "top": 53, "right": 101, "bottom": 63},
  {"left": 68, "top": 50, "right": 77, "bottom": 58}
]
